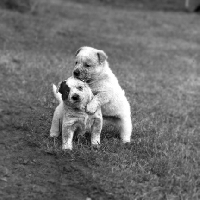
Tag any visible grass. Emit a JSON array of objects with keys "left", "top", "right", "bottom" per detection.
[{"left": 1, "top": 0, "right": 200, "bottom": 199}]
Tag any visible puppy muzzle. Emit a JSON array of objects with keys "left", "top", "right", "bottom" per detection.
[
  {"left": 73, "top": 69, "right": 80, "bottom": 77},
  {"left": 73, "top": 67, "right": 90, "bottom": 82},
  {"left": 71, "top": 94, "right": 80, "bottom": 101}
]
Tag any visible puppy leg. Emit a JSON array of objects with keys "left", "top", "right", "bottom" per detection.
[
  {"left": 50, "top": 105, "right": 62, "bottom": 137},
  {"left": 86, "top": 93, "right": 109, "bottom": 114},
  {"left": 91, "top": 117, "right": 103, "bottom": 146},
  {"left": 103, "top": 116, "right": 132, "bottom": 142},
  {"left": 118, "top": 116, "right": 132, "bottom": 143},
  {"left": 62, "top": 125, "right": 74, "bottom": 150}
]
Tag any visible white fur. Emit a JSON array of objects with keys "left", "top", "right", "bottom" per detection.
[
  {"left": 73, "top": 46, "right": 132, "bottom": 143},
  {"left": 50, "top": 77, "right": 103, "bottom": 150}
]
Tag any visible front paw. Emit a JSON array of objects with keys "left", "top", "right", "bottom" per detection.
[
  {"left": 50, "top": 131, "right": 60, "bottom": 138},
  {"left": 86, "top": 102, "right": 98, "bottom": 114},
  {"left": 62, "top": 143, "right": 72, "bottom": 150}
]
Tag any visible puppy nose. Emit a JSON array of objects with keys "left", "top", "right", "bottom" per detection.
[
  {"left": 72, "top": 94, "right": 79, "bottom": 101},
  {"left": 73, "top": 69, "right": 80, "bottom": 77}
]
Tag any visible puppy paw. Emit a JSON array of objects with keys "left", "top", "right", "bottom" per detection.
[
  {"left": 121, "top": 138, "right": 131, "bottom": 143},
  {"left": 50, "top": 131, "right": 59, "bottom": 137},
  {"left": 62, "top": 143, "right": 72, "bottom": 150},
  {"left": 86, "top": 102, "right": 98, "bottom": 114}
]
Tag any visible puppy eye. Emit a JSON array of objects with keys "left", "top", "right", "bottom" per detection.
[
  {"left": 77, "top": 86, "right": 83, "bottom": 91},
  {"left": 85, "top": 63, "right": 90, "bottom": 67},
  {"left": 75, "top": 61, "right": 78, "bottom": 65}
]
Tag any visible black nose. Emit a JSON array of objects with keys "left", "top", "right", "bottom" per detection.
[
  {"left": 74, "top": 69, "right": 80, "bottom": 77},
  {"left": 72, "top": 94, "right": 79, "bottom": 101}
]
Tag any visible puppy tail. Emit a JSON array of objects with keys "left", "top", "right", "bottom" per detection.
[{"left": 52, "top": 84, "right": 62, "bottom": 103}]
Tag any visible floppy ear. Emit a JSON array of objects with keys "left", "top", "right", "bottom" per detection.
[
  {"left": 56, "top": 81, "right": 62, "bottom": 93},
  {"left": 57, "top": 81, "right": 70, "bottom": 100},
  {"left": 75, "top": 47, "right": 83, "bottom": 57},
  {"left": 97, "top": 50, "right": 108, "bottom": 64}
]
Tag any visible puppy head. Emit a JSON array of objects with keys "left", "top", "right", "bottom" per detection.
[
  {"left": 73, "top": 46, "right": 108, "bottom": 82},
  {"left": 57, "top": 77, "right": 93, "bottom": 110}
]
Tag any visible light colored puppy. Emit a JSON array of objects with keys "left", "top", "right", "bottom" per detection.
[
  {"left": 50, "top": 77, "right": 102, "bottom": 150},
  {"left": 73, "top": 46, "right": 132, "bottom": 143}
]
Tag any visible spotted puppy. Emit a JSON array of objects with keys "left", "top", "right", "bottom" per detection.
[
  {"left": 50, "top": 77, "right": 102, "bottom": 150},
  {"left": 73, "top": 46, "right": 132, "bottom": 143}
]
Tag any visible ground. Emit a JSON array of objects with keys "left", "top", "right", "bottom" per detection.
[{"left": 0, "top": 0, "right": 200, "bottom": 199}]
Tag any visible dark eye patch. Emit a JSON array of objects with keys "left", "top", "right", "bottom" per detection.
[{"left": 59, "top": 81, "right": 70, "bottom": 100}]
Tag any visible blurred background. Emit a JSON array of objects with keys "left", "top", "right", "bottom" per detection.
[{"left": 0, "top": 0, "right": 200, "bottom": 13}]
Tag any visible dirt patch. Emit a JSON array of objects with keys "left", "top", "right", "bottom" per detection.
[{"left": 0, "top": 102, "right": 114, "bottom": 200}]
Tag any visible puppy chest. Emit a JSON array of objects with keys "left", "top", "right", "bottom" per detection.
[
  {"left": 85, "top": 116, "right": 94, "bottom": 132},
  {"left": 70, "top": 115, "right": 93, "bottom": 132}
]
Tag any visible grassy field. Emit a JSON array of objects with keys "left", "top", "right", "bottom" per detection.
[{"left": 1, "top": 0, "right": 200, "bottom": 199}]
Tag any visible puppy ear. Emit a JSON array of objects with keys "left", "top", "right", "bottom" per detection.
[
  {"left": 56, "top": 81, "right": 62, "bottom": 93},
  {"left": 57, "top": 81, "right": 70, "bottom": 100},
  {"left": 97, "top": 50, "right": 108, "bottom": 64},
  {"left": 75, "top": 47, "right": 83, "bottom": 57}
]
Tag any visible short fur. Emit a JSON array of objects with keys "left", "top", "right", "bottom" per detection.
[
  {"left": 50, "top": 76, "right": 102, "bottom": 150},
  {"left": 73, "top": 46, "right": 132, "bottom": 143}
]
